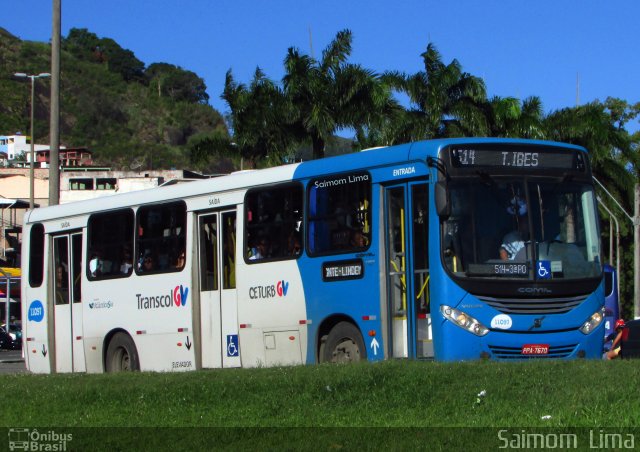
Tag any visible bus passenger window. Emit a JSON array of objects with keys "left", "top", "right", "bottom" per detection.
[
  {"left": 244, "top": 183, "right": 303, "bottom": 263},
  {"left": 307, "top": 172, "right": 371, "bottom": 255},
  {"left": 136, "top": 201, "right": 187, "bottom": 275},
  {"left": 87, "top": 209, "right": 134, "bottom": 280},
  {"left": 28, "top": 223, "right": 45, "bottom": 287}
]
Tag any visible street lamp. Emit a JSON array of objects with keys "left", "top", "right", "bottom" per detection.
[{"left": 14, "top": 72, "right": 51, "bottom": 209}]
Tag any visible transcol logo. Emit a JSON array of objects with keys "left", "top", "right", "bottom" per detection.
[
  {"left": 137, "top": 285, "right": 189, "bottom": 310},
  {"left": 249, "top": 280, "right": 289, "bottom": 300},
  {"left": 173, "top": 285, "right": 189, "bottom": 307}
]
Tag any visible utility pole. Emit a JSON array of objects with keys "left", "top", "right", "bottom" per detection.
[
  {"left": 49, "top": 0, "right": 61, "bottom": 205},
  {"left": 13, "top": 73, "right": 50, "bottom": 208}
]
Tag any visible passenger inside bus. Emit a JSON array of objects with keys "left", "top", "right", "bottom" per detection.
[
  {"left": 55, "top": 265, "right": 69, "bottom": 305},
  {"left": 249, "top": 238, "right": 269, "bottom": 260},
  {"left": 140, "top": 252, "right": 155, "bottom": 272},
  {"left": 89, "top": 251, "right": 103, "bottom": 277},
  {"left": 173, "top": 251, "right": 186, "bottom": 269},
  {"left": 350, "top": 229, "right": 368, "bottom": 248},
  {"left": 287, "top": 232, "right": 302, "bottom": 256},
  {"left": 499, "top": 196, "right": 530, "bottom": 261},
  {"left": 120, "top": 249, "right": 133, "bottom": 274}
]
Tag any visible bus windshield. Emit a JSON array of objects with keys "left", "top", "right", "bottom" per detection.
[{"left": 442, "top": 177, "right": 602, "bottom": 281}]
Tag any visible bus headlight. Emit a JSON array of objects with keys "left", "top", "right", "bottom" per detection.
[
  {"left": 441, "top": 305, "right": 489, "bottom": 337},
  {"left": 579, "top": 307, "right": 605, "bottom": 335}
]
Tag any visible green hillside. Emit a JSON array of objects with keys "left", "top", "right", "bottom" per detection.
[{"left": 0, "top": 27, "right": 228, "bottom": 172}]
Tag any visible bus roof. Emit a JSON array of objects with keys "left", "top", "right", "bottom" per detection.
[{"left": 24, "top": 138, "right": 588, "bottom": 224}]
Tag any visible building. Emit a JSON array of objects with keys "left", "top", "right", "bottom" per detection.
[
  {"left": 59, "top": 169, "right": 210, "bottom": 203},
  {"left": 0, "top": 134, "right": 59, "bottom": 166},
  {"left": 36, "top": 147, "right": 93, "bottom": 167},
  {"left": 0, "top": 163, "right": 212, "bottom": 266}
]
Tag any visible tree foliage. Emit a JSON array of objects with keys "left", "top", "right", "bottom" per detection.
[
  {"left": 221, "top": 68, "right": 295, "bottom": 167},
  {"left": 63, "top": 28, "right": 145, "bottom": 82},
  {"left": 147, "top": 63, "right": 209, "bottom": 104},
  {"left": 283, "top": 29, "right": 395, "bottom": 158}
]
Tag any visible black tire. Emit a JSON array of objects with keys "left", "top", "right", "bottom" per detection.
[
  {"left": 320, "top": 321, "right": 366, "bottom": 363},
  {"left": 105, "top": 333, "right": 140, "bottom": 372}
]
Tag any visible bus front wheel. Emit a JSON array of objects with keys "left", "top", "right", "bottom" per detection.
[
  {"left": 105, "top": 333, "right": 140, "bottom": 372},
  {"left": 321, "top": 322, "right": 366, "bottom": 363}
]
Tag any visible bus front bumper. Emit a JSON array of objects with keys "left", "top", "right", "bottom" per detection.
[{"left": 438, "top": 321, "right": 605, "bottom": 361}]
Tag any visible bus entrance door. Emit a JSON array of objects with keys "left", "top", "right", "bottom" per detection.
[
  {"left": 384, "top": 182, "right": 432, "bottom": 359},
  {"left": 197, "top": 210, "right": 240, "bottom": 368},
  {"left": 52, "top": 232, "right": 86, "bottom": 372}
]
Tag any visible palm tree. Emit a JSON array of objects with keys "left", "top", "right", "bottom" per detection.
[
  {"left": 283, "top": 29, "right": 393, "bottom": 159},
  {"left": 221, "top": 68, "right": 294, "bottom": 167},
  {"left": 482, "top": 96, "right": 545, "bottom": 139},
  {"left": 382, "top": 43, "right": 487, "bottom": 143}
]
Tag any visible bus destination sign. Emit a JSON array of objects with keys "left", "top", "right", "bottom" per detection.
[
  {"left": 322, "top": 259, "right": 364, "bottom": 282},
  {"left": 450, "top": 147, "right": 584, "bottom": 171}
]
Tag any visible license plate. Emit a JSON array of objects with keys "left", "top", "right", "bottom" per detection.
[{"left": 522, "top": 344, "right": 549, "bottom": 355}]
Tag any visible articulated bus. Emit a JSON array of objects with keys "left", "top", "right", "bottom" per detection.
[{"left": 21, "top": 138, "right": 605, "bottom": 373}]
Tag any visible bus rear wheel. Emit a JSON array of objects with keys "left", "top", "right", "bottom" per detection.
[
  {"left": 106, "top": 333, "right": 140, "bottom": 372},
  {"left": 321, "top": 322, "right": 366, "bottom": 363}
]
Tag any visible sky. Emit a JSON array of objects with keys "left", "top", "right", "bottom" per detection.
[{"left": 3, "top": 0, "right": 639, "bottom": 134}]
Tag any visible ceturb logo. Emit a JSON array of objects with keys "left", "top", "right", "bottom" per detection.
[
  {"left": 137, "top": 285, "right": 189, "bottom": 310},
  {"left": 249, "top": 280, "right": 289, "bottom": 299}
]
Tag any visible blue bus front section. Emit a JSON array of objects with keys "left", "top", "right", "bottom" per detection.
[{"left": 431, "top": 267, "right": 606, "bottom": 361}]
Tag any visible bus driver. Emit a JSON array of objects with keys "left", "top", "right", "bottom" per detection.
[{"left": 499, "top": 196, "right": 529, "bottom": 261}]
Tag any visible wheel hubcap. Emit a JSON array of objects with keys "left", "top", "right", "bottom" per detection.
[{"left": 331, "top": 338, "right": 361, "bottom": 363}]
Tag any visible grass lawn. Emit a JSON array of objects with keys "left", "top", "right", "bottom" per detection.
[{"left": 1, "top": 359, "right": 638, "bottom": 450}]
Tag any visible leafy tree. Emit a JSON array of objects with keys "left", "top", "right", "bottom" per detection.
[
  {"left": 63, "top": 28, "right": 101, "bottom": 61},
  {"left": 544, "top": 102, "right": 634, "bottom": 191},
  {"left": 146, "top": 63, "right": 209, "bottom": 104},
  {"left": 98, "top": 37, "right": 145, "bottom": 82},
  {"left": 63, "top": 28, "right": 145, "bottom": 82},
  {"left": 603, "top": 97, "right": 640, "bottom": 131}
]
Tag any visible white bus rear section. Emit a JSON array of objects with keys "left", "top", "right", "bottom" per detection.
[{"left": 21, "top": 163, "right": 314, "bottom": 373}]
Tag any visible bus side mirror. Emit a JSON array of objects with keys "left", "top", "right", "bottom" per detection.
[{"left": 435, "top": 181, "right": 450, "bottom": 219}]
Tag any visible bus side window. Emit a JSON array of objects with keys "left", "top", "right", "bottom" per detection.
[
  {"left": 135, "top": 201, "right": 187, "bottom": 275},
  {"left": 307, "top": 172, "right": 371, "bottom": 255},
  {"left": 87, "top": 209, "right": 134, "bottom": 280},
  {"left": 245, "top": 183, "right": 303, "bottom": 263}
]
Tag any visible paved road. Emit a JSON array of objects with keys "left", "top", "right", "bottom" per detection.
[{"left": 0, "top": 349, "right": 27, "bottom": 374}]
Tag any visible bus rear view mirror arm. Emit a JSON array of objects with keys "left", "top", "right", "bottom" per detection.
[{"left": 435, "top": 181, "right": 450, "bottom": 219}]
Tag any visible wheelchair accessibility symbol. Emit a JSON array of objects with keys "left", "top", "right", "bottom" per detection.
[
  {"left": 227, "top": 334, "right": 239, "bottom": 357},
  {"left": 537, "top": 260, "right": 551, "bottom": 279}
]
